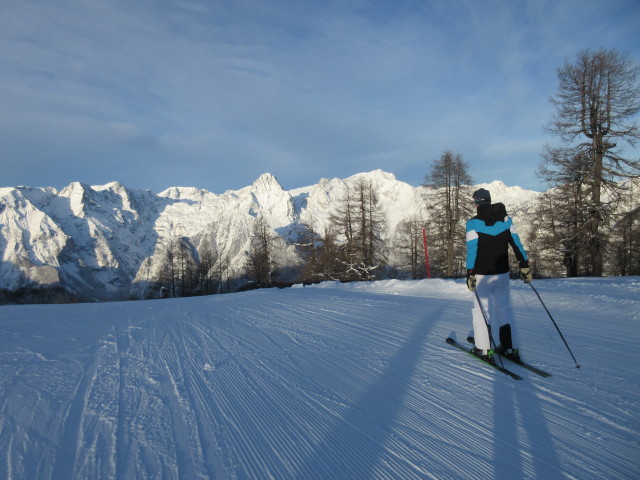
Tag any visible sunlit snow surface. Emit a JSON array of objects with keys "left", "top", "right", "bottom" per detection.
[{"left": 0, "top": 277, "right": 638, "bottom": 479}]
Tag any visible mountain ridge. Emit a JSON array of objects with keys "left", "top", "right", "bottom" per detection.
[{"left": 0, "top": 170, "right": 544, "bottom": 301}]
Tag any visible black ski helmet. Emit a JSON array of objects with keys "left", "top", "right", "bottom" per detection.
[{"left": 472, "top": 188, "right": 491, "bottom": 205}]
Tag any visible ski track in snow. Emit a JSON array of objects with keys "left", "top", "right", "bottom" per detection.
[{"left": 0, "top": 278, "right": 638, "bottom": 479}]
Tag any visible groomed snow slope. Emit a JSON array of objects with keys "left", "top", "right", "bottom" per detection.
[{"left": 0, "top": 278, "right": 638, "bottom": 479}]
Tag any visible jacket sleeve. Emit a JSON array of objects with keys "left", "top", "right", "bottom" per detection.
[
  {"left": 465, "top": 219, "right": 479, "bottom": 270},
  {"left": 507, "top": 217, "right": 528, "bottom": 263}
]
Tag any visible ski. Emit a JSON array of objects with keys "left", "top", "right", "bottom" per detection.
[
  {"left": 446, "top": 337, "right": 523, "bottom": 380},
  {"left": 466, "top": 337, "right": 552, "bottom": 378}
]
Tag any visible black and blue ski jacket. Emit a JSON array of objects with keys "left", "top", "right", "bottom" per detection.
[{"left": 465, "top": 203, "right": 528, "bottom": 275}]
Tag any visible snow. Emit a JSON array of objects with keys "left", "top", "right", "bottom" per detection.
[{"left": 1, "top": 277, "right": 638, "bottom": 479}]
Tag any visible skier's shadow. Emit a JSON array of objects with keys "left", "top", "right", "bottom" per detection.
[
  {"left": 493, "top": 371, "right": 563, "bottom": 478},
  {"left": 294, "top": 310, "right": 435, "bottom": 479}
]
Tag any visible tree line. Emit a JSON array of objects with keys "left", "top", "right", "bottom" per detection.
[{"left": 150, "top": 48, "right": 639, "bottom": 298}]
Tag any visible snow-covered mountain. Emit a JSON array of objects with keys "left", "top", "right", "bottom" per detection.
[{"left": 0, "top": 170, "right": 542, "bottom": 300}]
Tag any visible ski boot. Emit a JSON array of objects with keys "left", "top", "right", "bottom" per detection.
[
  {"left": 471, "top": 347, "right": 496, "bottom": 365},
  {"left": 496, "top": 345, "right": 521, "bottom": 363},
  {"left": 507, "top": 348, "right": 521, "bottom": 363}
]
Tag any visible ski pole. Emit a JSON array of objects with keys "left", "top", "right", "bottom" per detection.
[
  {"left": 473, "top": 289, "right": 506, "bottom": 370},
  {"left": 529, "top": 283, "right": 581, "bottom": 368}
]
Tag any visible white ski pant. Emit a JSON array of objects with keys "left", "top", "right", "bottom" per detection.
[{"left": 471, "top": 273, "right": 518, "bottom": 352}]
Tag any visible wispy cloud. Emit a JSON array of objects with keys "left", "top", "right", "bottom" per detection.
[{"left": 0, "top": 0, "right": 638, "bottom": 192}]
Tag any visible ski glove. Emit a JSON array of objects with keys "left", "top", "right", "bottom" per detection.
[
  {"left": 466, "top": 270, "right": 476, "bottom": 291},
  {"left": 519, "top": 262, "right": 532, "bottom": 283}
]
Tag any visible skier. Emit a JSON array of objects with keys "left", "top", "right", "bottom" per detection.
[
  {"left": 160, "top": 286, "right": 169, "bottom": 299},
  {"left": 465, "top": 188, "right": 532, "bottom": 364}
]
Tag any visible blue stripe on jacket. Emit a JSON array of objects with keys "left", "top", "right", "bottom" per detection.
[{"left": 466, "top": 216, "right": 527, "bottom": 272}]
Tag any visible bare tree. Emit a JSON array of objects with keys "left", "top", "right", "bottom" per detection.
[
  {"left": 393, "top": 216, "right": 428, "bottom": 279},
  {"left": 246, "top": 216, "right": 279, "bottom": 287},
  {"left": 164, "top": 237, "right": 177, "bottom": 298},
  {"left": 214, "top": 243, "right": 232, "bottom": 293},
  {"left": 295, "top": 220, "right": 325, "bottom": 283},
  {"left": 295, "top": 221, "right": 343, "bottom": 283},
  {"left": 546, "top": 48, "right": 640, "bottom": 275},
  {"left": 176, "top": 238, "right": 197, "bottom": 296},
  {"left": 535, "top": 147, "right": 593, "bottom": 276},
  {"left": 197, "top": 237, "right": 217, "bottom": 295},
  {"left": 329, "top": 179, "right": 387, "bottom": 281},
  {"left": 354, "top": 179, "right": 387, "bottom": 270},
  {"left": 608, "top": 180, "right": 640, "bottom": 275},
  {"left": 424, "top": 150, "right": 474, "bottom": 277},
  {"left": 157, "top": 235, "right": 197, "bottom": 297}
]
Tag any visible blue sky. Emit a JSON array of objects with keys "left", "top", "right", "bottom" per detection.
[{"left": 1, "top": 0, "right": 639, "bottom": 193}]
